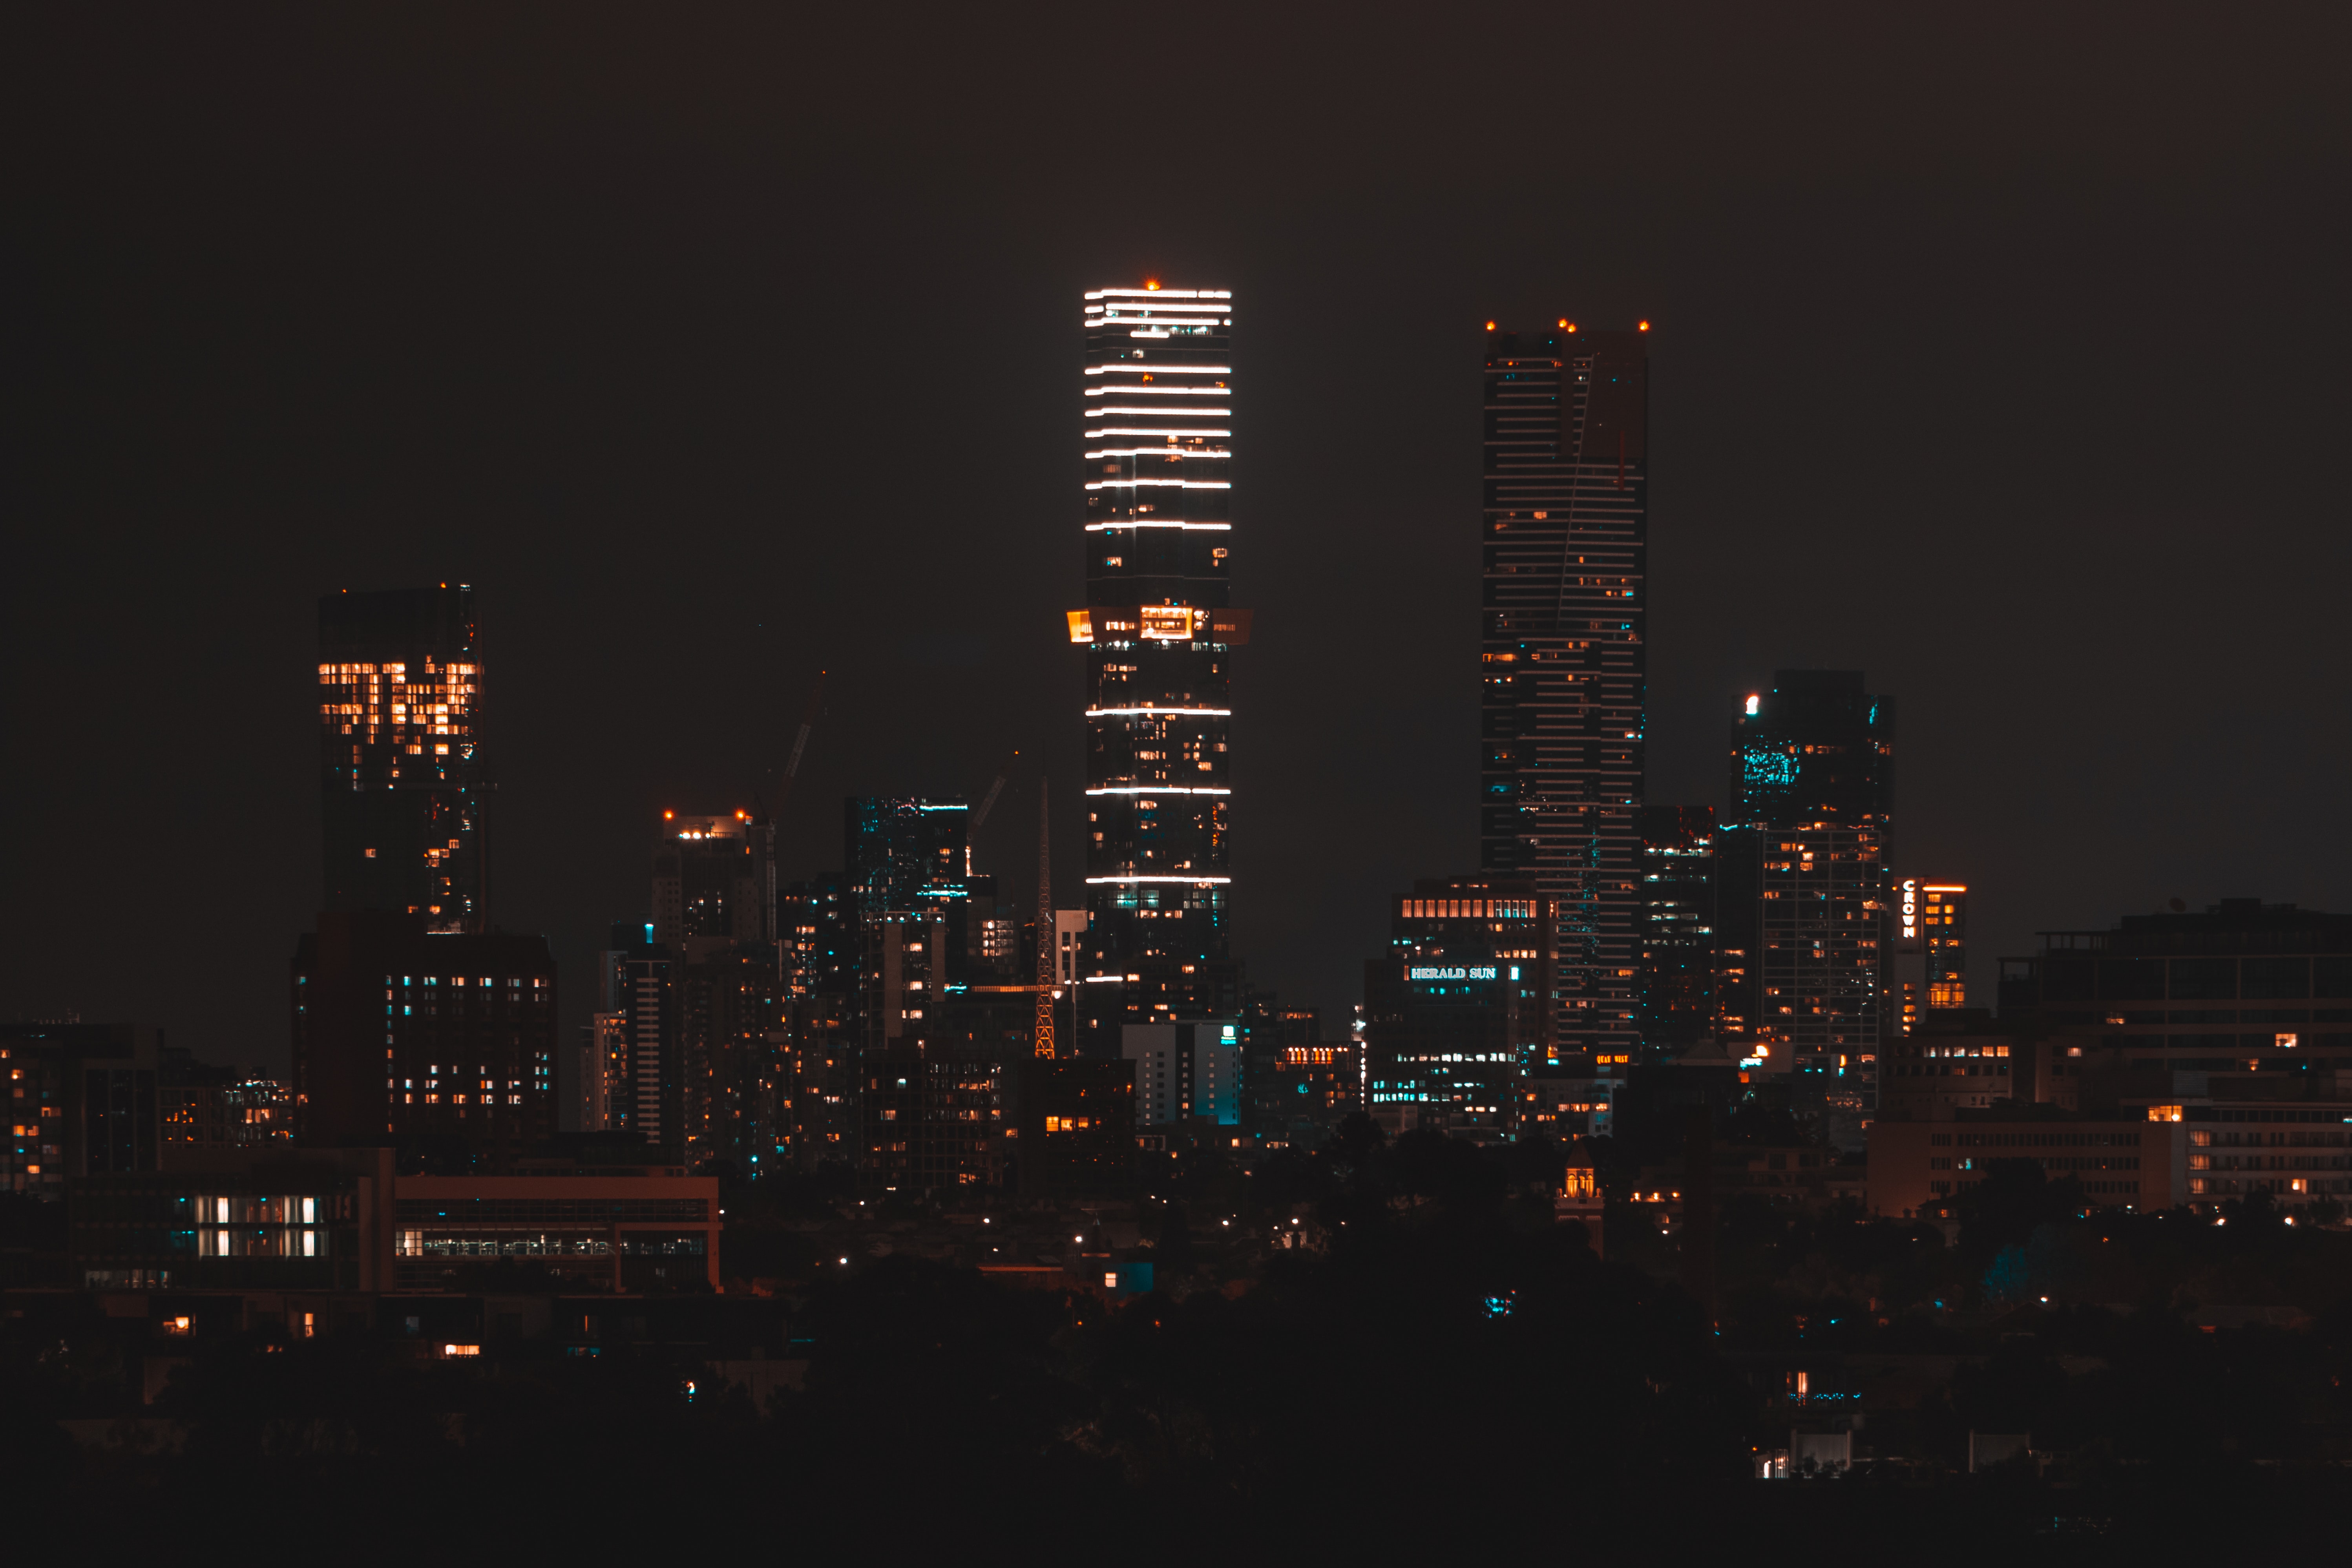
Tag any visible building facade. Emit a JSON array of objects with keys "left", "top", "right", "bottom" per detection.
[
  {"left": 1479, "top": 322, "right": 1649, "bottom": 1057},
  {"left": 1121, "top": 1020, "right": 1240, "bottom": 1127},
  {"left": 1717, "top": 671, "right": 1896, "bottom": 1105},
  {"left": 1997, "top": 900, "right": 2352, "bottom": 1079},
  {"left": 1069, "top": 284, "right": 1250, "bottom": 1053},
  {"left": 2, "top": 1022, "right": 164, "bottom": 1192},
  {"left": 1890, "top": 878, "right": 1969, "bottom": 1037},
  {"left": 1635, "top": 805, "right": 1717, "bottom": 1055},
  {"left": 290, "top": 913, "right": 559, "bottom": 1159},
  {"left": 317, "top": 586, "right": 485, "bottom": 933},
  {"left": 1362, "top": 881, "right": 1556, "bottom": 1140}
]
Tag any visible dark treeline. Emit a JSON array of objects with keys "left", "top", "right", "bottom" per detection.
[{"left": 7, "top": 1125, "right": 2352, "bottom": 1557}]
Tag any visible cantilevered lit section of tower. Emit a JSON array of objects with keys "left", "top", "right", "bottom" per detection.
[{"left": 1067, "top": 285, "right": 1252, "bottom": 1053}]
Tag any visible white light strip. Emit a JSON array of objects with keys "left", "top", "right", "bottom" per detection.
[
  {"left": 1087, "top": 786, "right": 1233, "bottom": 796},
  {"left": 1084, "top": 387, "right": 1231, "bottom": 397},
  {"left": 1085, "top": 365, "right": 1231, "bottom": 376},
  {"left": 1085, "top": 875, "right": 1234, "bottom": 884},
  {"left": 1086, "top": 480, "right": 1232, "bottom": 491},
  {"left": 1084, "top": 706, "right": 1233, "bottom": 717},
  {"left": 1090, "top": 429, "right": 1232, "bottom": 440},
  {"left": 1084, "top": 522, "right": 1231, "bottom": 531},
  {"left": 1086, "top": 448, "right": 1231, "bottom": 460},
  {"left": 1086, "top": 288, "right": 1234, "bottom": 300}
]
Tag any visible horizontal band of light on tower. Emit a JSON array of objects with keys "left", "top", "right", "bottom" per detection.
[
  {"left": 1085, "top": 288, "right": 1233, "bottom": 300},
  {"left": 1090, "top": 431, "right": 1232, "bottom": 442},
  {"left": 1085, "top": 480, "right": 1231, "bottom": 491},
  {"left": 1087, "top": 786, "right": 1232, "bottom": 796},
  {"left": 1083, "top": 521, "right": 1231, "bottom": 531},
  {"left": 1085, "top": 875, "right": 1234, "bottom": 885},
  {"left": 1083, "top": 706, "right": 1233, "bottom": 717},
  {"left": 1085, "top": 386, "right": 1229, "bottom": 397},
  {"left": 1085, "top": 365, "right": 1231, "bottom": 376},
  {"left": 1086, "top": 447, "right": 1231, "bottom": 460}
]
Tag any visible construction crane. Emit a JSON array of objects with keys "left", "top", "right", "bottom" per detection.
[
  {"left": 968, "top": 749, "right": 1019, "bottom": 837},
  {"left": 752, "top": 669, "right": 826, "bottom": 945},
  {"left": 769, "top": 669, "right": 827, "bottom": 818},
  {"left": 1035, "top": 778, "right": 1056, "bottom": 1059}
]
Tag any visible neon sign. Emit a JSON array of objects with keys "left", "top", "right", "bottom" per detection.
[{"left": 1409, "top": 966, "right": 1497, "bottom": 981}]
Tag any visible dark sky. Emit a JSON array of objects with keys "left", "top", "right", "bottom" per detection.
[{"left": 6, "top": 4, "right": 2349, "bottom": 1073}]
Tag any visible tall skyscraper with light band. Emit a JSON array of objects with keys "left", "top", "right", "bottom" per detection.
[
  {"left": 1479, "top": 323, "right": 1649, "bottom": 1061},
  {"left": 1067, "top": 285, "right": 1250, "bottom": 1052}
]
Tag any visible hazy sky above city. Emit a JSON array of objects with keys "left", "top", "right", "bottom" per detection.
[{"left": 7, "top": 4, "right": 2350, "bottom": 1066}]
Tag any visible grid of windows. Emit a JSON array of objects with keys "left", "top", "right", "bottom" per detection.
[{"left": 1479, "top": 326, "right": 1648, "bottom": 1056}]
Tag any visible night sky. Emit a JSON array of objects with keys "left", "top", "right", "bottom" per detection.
[{"left": 7, "top": 5, "right": 2348, "bottom": 1076}]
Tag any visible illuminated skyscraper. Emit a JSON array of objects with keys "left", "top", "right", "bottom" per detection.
[
  {"left": 1635, "top": 805, "right": 1717, "bottom": 1052},
  {"left": 1479, "top": 323, "right": 1649, "bottom": 1057},
  {"left": 1890, "top": 878, "right": 1969, "bottom": 1037},
  {"left": 1717, "top": 671, "right": 1895, "bottom": 1103},
  {"left": 1067, "top": 285, "right": 1251, "bottom": 1050},
  {"left": 1363, "top": 878, "right": 1554, "bottom": 1139},
  {"left": 317, "top": 586, "right": 484, "bottom": 931},
  {"left": 654, "top": 811, "right": 773, "bottom": 946}
]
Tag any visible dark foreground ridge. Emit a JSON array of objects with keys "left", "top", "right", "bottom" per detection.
[{"left": 7, "top": 1121, "right": 2352, "bottom": 1558}]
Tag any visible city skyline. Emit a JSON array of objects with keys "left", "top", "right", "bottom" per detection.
[
  {"left": 7, "top": 10, "right": 2352, "bottom": 1537},
  {"left": 7, "top": 11, "right": 2348, "bottom": 1076}
]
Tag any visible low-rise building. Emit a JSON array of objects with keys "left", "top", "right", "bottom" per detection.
[
  {"left": 70, "top": 1150, "right": 720, "bottom": 1292},
  {"left": 1868, "top": 1115, "right": 2180, "bottom": 1219}
]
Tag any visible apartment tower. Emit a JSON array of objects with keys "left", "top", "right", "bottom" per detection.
[
  {"left": 1068, "top": 284, "right": 1251, "bottom": 1053},
  {"left": 1479, "top": 322, "right": 1650, "bottom": 1058}
]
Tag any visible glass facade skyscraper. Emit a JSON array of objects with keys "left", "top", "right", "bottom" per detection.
[
  {"left": 317, "top": 586, "right": 484, "bottom": 931},
  {"left": 1363, "top": 878, "right": 1553, "bottom": 1140},
  {"left": 1634, "top": 804, "right": 1717, "bottom": 1052},
  {"left": 1717, "top": 670, "right": 1895, "bottom": 1103},
  {"left": 1479, "top": 324, "right": 1649, "bottom": 1058},
  {"left": 1068, "top": 285, "right": 1251, "bottom": 1051}
]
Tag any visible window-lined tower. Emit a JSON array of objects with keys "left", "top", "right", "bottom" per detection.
[
  {"left": 1067, "top": 284, "right": 1252, "bottom": 1052},
  {"left": 1479, "top": 323, "right": 1649, "bottom": 1060},
  {"left": 1716, "top": 670, "right": 1896, "bottom": 1105},
  {"left": 317, "top": 585, "right": 484, "bottom": 931}
]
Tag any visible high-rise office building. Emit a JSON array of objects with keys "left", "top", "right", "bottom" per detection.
[
  {"left": 1067, "top": 284, "right": 1251, "bottom": 1052},
  {"left": 291, "top": 912, "right": 558, "bottom": 1156},
  {"left": 1479, "top": 323, "right": 1649, "bottom": 1057},
  {"left": 317, "top": 586, "right": 484, "bottom": 932},
  {"left": 654, "top": 811, "right": 774, "bottom": 946},
  {"left": 845, "top": 797, "right": 975, "bottom": 918},
  {"left": 647, "top": 811, "right": 789, "bottom": 1170},
  {"left": 597, "top": 924, "right": 679, "bottom": 1150},
  {"left": 1635, "top": 805, "right": 1717, "bottom": 1053},
  {"left": 0, "top": 1022, "right": 163, "bottom": 1190},
  {"left": 1889, "top": 878, "right": 1969, "bottom": 1037},
  {"left": 1717, "top": 671, "right": 1895, "bottom": 1103},
  {"left": 1362, "top": 878, "right": 1554, "bottom": 1140}
]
